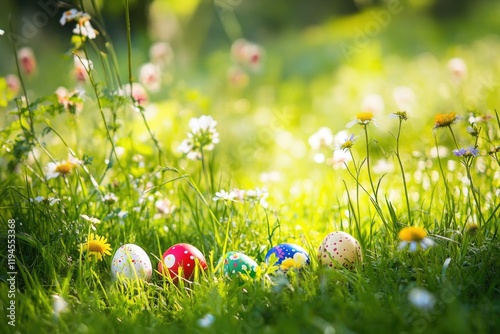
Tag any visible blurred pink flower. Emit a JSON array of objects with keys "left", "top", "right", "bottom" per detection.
[
  {"left": 118, "top": 83, "right": 148, "bottom": 106},
  {"left": 73, "top": 55, "right": 93, "bottom": 82},
  {"left": 149, "top": 42, "right": 173, "bottom": 67},
  {"left": 155, "top": 198, "right": 175, "bottom": 216},
  {"left": 231, "top": 39, "right": 263, "bottom": 70},
  {"left": 139, "top": 63, "right": 161, "bottom": 92},
  {"left": 448, "top": 57, "right": 467, "bottom": 82},
  {"left": 18, "top": 47, "right": 37, "bottom": 76},
  {"left": 6, "top": 74, "right": 20, "bottom": 96},
  {"left": 55, "top": 86, "right": 83, "bottom": 113},
  {"left": 227, "top": 66, "right": 249, "bottom": 88}
]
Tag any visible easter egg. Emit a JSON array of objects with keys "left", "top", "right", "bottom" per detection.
[
  {"left": 158, "top": 243, "right": 207, "bottom": 281},
  {"left": 318, "top": 232, "right": 363, "bottom": 269},
  {"left": 221, "top": 252, "right": 258, "bottom": 278},
  {"left": 111, "top": 244, "right": 152, "bottom": 282},
  {"left": 265, "top": 243, "right": 310, "bottom": 270}
]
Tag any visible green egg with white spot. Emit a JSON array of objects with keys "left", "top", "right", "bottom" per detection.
[{"left": 220, "top": 251, "right": 258, "bottom": 278}]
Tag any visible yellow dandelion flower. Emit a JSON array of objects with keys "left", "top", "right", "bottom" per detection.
[
  {"left": 280, "top": 253, "right": 307, "bottom": 271},
  {"left": 280, "top": 258, "right": 297, "bottom": 271},
  {"left": 356, "top": 111, "right": 374, "bottom": 122},
  {"left": 434, "top": 112, "right": 458, "bottom": 128},
  {"left": 81, "top": 233, "right": 112, "bottom": 261},
  {"left": 399, "top": 226, "right": 427, "bottom": 241},
  {"left": 347, "top": 111, "right": 376, "bottom": 128},
  {"left": 398, "top": 227, "right": 434, "bottom": 252}
]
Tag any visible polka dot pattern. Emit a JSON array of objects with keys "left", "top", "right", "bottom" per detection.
[
  {"left": 111, "top": 244, "right": 153, "bottom": 282},
  {"left": 221, "top": 252, "right": 258, "bottom": 278},
  {"left": 265, "top": 243, "right": 310, "bottom": 266},
  {"left": 158, "top": 243, "right": 207, "bottom": 282},
  {"left": 318, "top": 232, "right": 363, "bottom": 270}
]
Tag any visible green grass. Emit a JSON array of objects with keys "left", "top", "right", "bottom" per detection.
[{"left": 1, "top": 2, "right": 500, "bottom": 333}]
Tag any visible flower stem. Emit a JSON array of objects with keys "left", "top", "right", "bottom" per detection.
[
  {"left": 348, "top": 150, "right": 361, "bottom": 226},
  {"left": 447, "top": 126, "right": 460, "bottom": 150},
  {"left": 363, "top": 125, "right": 378, "bottom": 203},
  {"left": 449, "top": 126, "right": 484, "bottom": 226},
  {"left": 395, "top": 119, "right": 412, "bottom": 223},
  {"left": 201, "top": 151, "right": 212, "bottom": 195},
  {"left": 124, "top": 0, "right": 164, "bottom": 165},
  {"left": 433, "top": 131, "right": 456, "bottom": 229}
]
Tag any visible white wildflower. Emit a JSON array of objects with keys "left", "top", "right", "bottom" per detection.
[
  {"left": 308, "top": 127, "right": 333, "bottom": 150},
  {"left": 73, "top": 20, "right": 97, "bottom": 39},
  {"left": 213, "top": 189, "right": 237, "bottom": 202},
  {"left": 408, "top": 287, "right": 436, "bottom": 311},
  {"left": 197, "top": 313, "right": 215, "bottom": 328},
  {"left": 52, "top": 294, "right": 69, "bottom": 319},
  {"left": 178, "top": 115, "right": 219, "bottom": 160},
  {"left": 103, "top": 193, "right": 118, "bottom": 204}
]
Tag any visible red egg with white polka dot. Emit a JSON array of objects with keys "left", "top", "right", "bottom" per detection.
[
  {"left": 318, "top": 231, "right": 363, "bottom": 270},
  {"left": 158, "top": 243, "right": 207, "bottom": 282}
]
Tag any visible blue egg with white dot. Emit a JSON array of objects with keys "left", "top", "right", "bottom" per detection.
[{"left": 265, "top": 243, "right": 310, "bottom": 270}]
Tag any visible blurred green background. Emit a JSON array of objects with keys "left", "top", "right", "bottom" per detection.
[
  {"left": 1, "top": 0, "right": 499, "bottom": 86},
  {"left": 1, "top": 0, "right": 500, "bottom": 179}
]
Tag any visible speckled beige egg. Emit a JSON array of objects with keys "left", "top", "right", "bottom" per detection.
[
  {"left": 318, "top": 232, "right": 362, "bottom": 269},
  {"left": 111, "top": 244, "right": 152, "bottom": 282}
]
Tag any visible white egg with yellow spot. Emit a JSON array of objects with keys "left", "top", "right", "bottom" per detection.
[
  {"left": 318, "top": 232, "right": 362, "bottom": 269},
  {"left": 111, "top": 244, "right": 152, "bottom": 282}
]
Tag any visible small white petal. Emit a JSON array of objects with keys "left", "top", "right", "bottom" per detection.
[
  {"left": 420, "top": 237, "right": 435, "bottom": 250},
  {"left": 346, "top": 119, "right": 357, "bottom": 128},
  {"left": 409, "top": 241, "right": 418, "bottom": 252},
  {"left": 398, "top": 241, "right": 408, "bottom": 250}
]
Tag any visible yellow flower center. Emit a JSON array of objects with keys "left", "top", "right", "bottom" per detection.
[
  {"left": 55, "top": 161, "right": 74, "bottom": 175},
  {"left": 88, "top": 240, "right": 106, "bottom": 253},
  {"left": 341, "top": 140, "right": 353, "bottom": 150},
  {"left": 434, "top": 112, "right": 457, "bottom": 128},
  {"left": 356, "top": 112, "right": 374, "bottom": 122},
  {"left": 82, "top": 234, "right": 111, "bottom": 261},
  {"left": 399, "top": 226, "right": 427, "bottom": 242}
]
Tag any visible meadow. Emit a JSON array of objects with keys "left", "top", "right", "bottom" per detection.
[{"left": 1, "top": 1, "right": 499, "bottom": 333}]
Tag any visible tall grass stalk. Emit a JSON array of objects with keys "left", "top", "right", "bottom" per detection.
[
  {"left": 124, "top": 0, "right": 164, "bottom": 164},
  {"left": 392, "top": 113, "right": 412, "bottom": 224},
  {"left": 362, "top": 124, "right": 378, "bottom": 204},
  {"left": 447, "top": 125, "right": 485, "bottom": 227},
  {"left": 432, "top": 131, "right": 456, "bottom": 230},
  {"left": 344, "top": 150, "right": 361, "bottom": 238}
]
